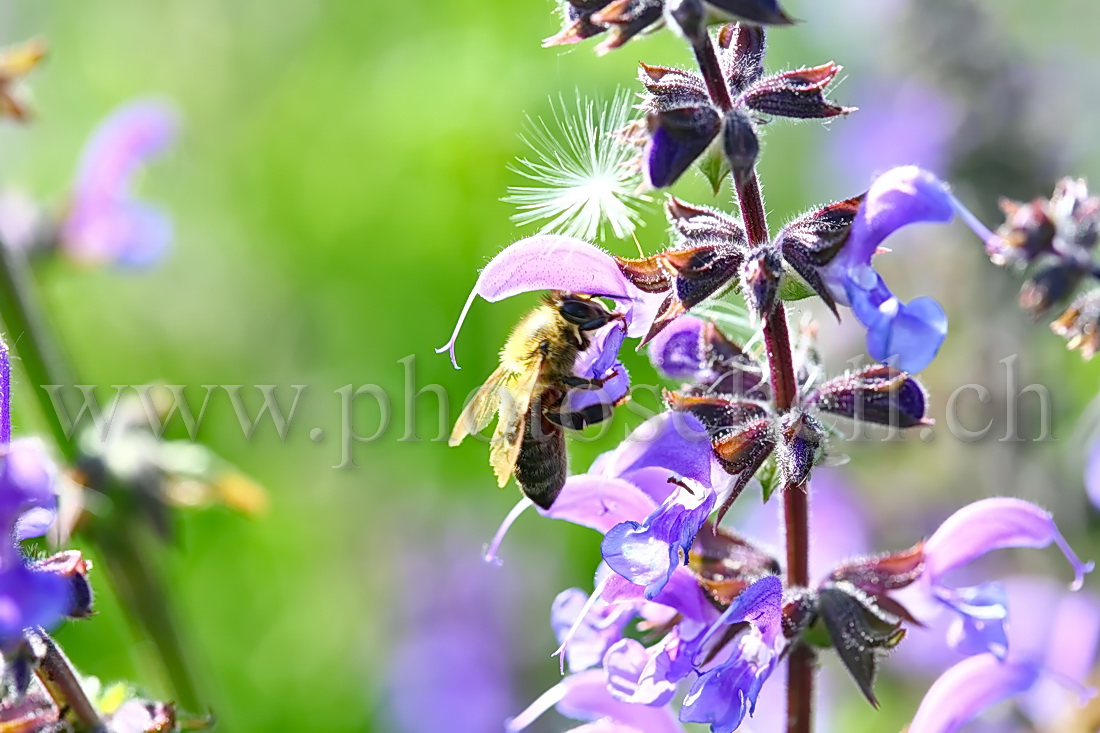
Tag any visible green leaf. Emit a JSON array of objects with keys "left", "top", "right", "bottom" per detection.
[
  {"left": 803, "top": 618, "right": 833, "bottom": 649},
  {"left": 698, "top": 146, "right": 730, "bottom": 196},
  {"left": 778, "top": 268, "right": 817, "bottom": 302},
  {"left": 757, "top": 456, "right": 780, "bottom": 502}
]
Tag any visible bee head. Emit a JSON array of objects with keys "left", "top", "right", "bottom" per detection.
[{"left": 553, "top": 292, "right": 621, "bottom": 331}]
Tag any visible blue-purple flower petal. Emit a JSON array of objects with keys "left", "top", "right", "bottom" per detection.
[
  {"left": 63, "top": 99, "right": 179, "bottom": 267},
  {"left": 937, "top": 582, "right": 1009, "bottom": 660},
  {"left": 924, "top": 497, "right": 1094, "bottom": 590},
  {"left": 840, "top": 166, "right": 957, "bottom": 268},
  {"left": 0, "top": 438, "right": 58, "bottom": 534},
  {"left": 438, "top": 235, "right": 657, "bottom": 367},
  {"left": 590, "top": 412, "right": 714, "bottom": 494},
  {"left": 908, "top": 654, "right": 1041, "bottom": 733},
  {"left": 507, "top": 669, "right": 683, "bottom": 733},
  {"left": 679, "top": 577, "right": 784, "bottom": 732},
  {"left": 541, "top": 476, "right": 658, "bottom": 535},
  {"left": 645, "top": 108, "right": 722, "bottom": 190},
  {"left": 846, "top": 270, "right": 948, "bottom": 373},
  {"left": 567, "top": 324, "right": 631, "bottom": 414},
  {"left": 601, "top": 481, "right": 715, "bottom": 599},
  {"left": 0, "top": 563, "right": 69, "bottom": 648},
  {"left": 647, "top": 315, "right": 708, "bottom": 380},
  {"left": 553, "top": 588, "right": 634, "bottom": 673},
  {"left": 822, "top": 166, "right": 978, "bottom": 372}
]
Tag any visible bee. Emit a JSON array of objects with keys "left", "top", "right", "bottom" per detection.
[{"left": 449, "top": 291, "right": 623, "bottom": 509}]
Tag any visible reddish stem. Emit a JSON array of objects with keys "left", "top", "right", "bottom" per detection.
[
  {"left": 689, "top": 34, "right": 733, "bottom": 112},
  {"left": 735, "top": 169, "right": 812, "bottom": 733},
  {"left": 693, "top": 25, "right": 813, "bottom": 733},
  {"left": 786, "top": 644, "right": 815, "bottom": 733}
]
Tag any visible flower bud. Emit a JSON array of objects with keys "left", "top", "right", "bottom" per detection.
[
  {"left": 740, "top": 62, "right": 852, "bottom": 119},
  {"left": 666, "top": 196, "right": 746, "bottom": 245},
  {"left": 33, "top": 550, "right": 94, "bottom": 620},
  {"left": 721, "top": 108, "right": 759, "bottom": 184},
  {"left": 776, "top": 195, "right": 864, "bottom": 317},
  {"left": 827, "top": 542, "right": 924, "bottom": 624},
  {"left": 739, "top": 244, "right": 783, "bottom": 321},
  {"left": 646, "top": 107, "right": 723, "bottom": 189},
  {"left": 994, "top": 197, "right": 1057, "bottom": 266},
  {"left": 1051, "top": 289, "right": 1100, "bottom": 360},
  {"left": 1019, "top": 263, "right": 1083, "bottom": 318},
  {"left": 777, "top": 409, "right": 824, "bottom": 489},
  {"left": 807, "top": 365, "right": 930, "bottom": 428},
  {"left": 711, "top": 416, "right": 776, "bottom": 524},
  {"left": 665, "top": 391, "right": 768, "bottom": 436},
  {"left": 706, "top": 0, "right": 794, "bottom": 25}
]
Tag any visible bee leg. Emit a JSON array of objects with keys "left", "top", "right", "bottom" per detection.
[
  {"left": 561, "top": 369, "right": 619, "bottom": 390},
  {"left": 545, "top": 402, "right": 613, "bottom": 431}
]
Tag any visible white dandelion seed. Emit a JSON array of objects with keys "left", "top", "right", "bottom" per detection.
[{"left": 505, "top": 91, "right": 651, "bottom": 242}]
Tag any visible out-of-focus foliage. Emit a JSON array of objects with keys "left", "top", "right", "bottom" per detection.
[{"left": 2, "top": 0, "right": 1099, "bottom": 730}]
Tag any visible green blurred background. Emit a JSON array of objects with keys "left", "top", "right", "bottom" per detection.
[{"left": 1, "top": 0, "right": 1099, "bottom": 730}]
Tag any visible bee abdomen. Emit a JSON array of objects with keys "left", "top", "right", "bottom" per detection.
[{"left": 514, "top": 415, "right": 567, "bottom": 510}]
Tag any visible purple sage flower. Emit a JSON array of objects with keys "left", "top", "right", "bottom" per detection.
[
  {"left": 385, "top": 530, "right": 520, "bottom": 732},
  {"left": 507, "top": 668, "right": 684, "bottom": 733},
  {"left": 437, "top": 234, "right": 665, "bottom": 369},
  {"left": 634, "top": 25, "right": 850, "bottom": 190},
  {"left": 908, "top": 579, "right": 1100, "bottom": 733},
  {"left": 914, "top": 497, "right": 1094, "bottom": 660},
  {"left": 897, "top": 573, "right": 1100, "bottom": 730},
  {"left": 602, "top": 478, "right": 716, "bottom": 599},
  {"left": 61, "top": 99, "right": 179, "bottom": 268},
  {"left": 483, "top": 410, "right": 718, "bottom": 565},
  {"left": 812, "top": 166, "right": 1000, "bottom": 372},
  {"left": 679, "top": 575, "right": 783, "bottom": 732},
  {"left": 0, "top": 341, "right": 70, "bottom": 648}
]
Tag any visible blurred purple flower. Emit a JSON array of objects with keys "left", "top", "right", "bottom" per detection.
[
  {"left": 61, "top": 99, "right": 179, "bottom": 268},
  {"left": 1086, "top": 438, "right": 1100, "bottom": 510},
  {"left": 909, "top": 654, "right": 1044, "bottom": 733},
  {"left": 552, "top": 586, "right": 634, "bottom": 673},
  {"left": 385, "top": 531, "right": 519, "bottom": 732},
  {"left": 437, "top": 234, "right": 665, "bottom": 368},
  {"left": 918, "top": 498, "right": 1094, "bottom": 660},
  {"left": 899, "top": 575, "right": 1100, "bottom": 731},
  {"left": 507, "top": 668, "right": 684, "bottom": 733},
  {"left": 826, "top": 78, "right": 959, "bottom": 192}
]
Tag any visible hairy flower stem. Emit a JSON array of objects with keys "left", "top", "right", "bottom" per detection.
[
  {"left": 0, "top": 239, "right": 203, "bottom": 712},
  {"left": 28, "top": 628, "right": 105, "bottom": 732},
  {"left": 690, "top": 35, "right": 733, "bottom": 112},
  {"left": 786, "top": 643, "right": 814, "bottom": 733},
  {"left": 692, "top": 25, "right": 813, "bottom": 733},
  {"left": 736, "top": 165, "right": 814, "bottom": 733}
]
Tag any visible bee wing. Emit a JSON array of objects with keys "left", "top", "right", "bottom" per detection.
[
  {"left": 449, "top": 366, "right": 509, "bottom": 447},
  {"left": 489, "top": 365, "right": 542, "bottom": 489}
]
